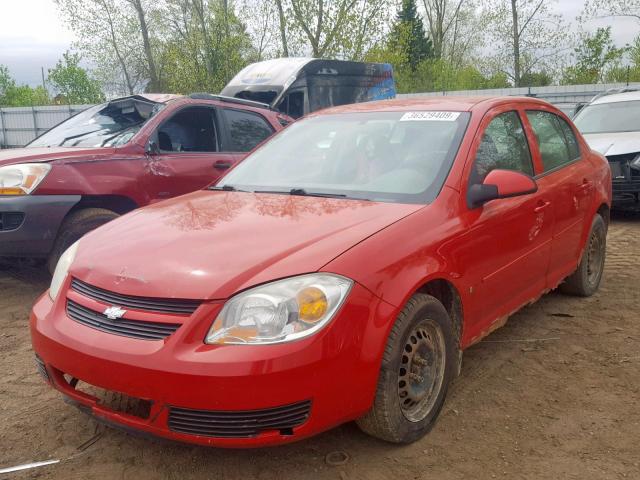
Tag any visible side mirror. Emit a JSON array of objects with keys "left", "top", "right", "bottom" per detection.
[
  {"left": 146, "top": 139, "right": 160, "bottom": 155},
  {"left": 468, "top": 169, "right": 538, "bottom": 208}
]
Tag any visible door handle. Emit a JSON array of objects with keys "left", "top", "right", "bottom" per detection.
[
  {"left": 214, "top": 160, "right": 233, "bottom": 170},
  {"left": 534, "top": 200, "right": 551, "bottom": 213}
]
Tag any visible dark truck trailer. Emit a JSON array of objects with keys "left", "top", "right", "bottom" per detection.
[{"left": 221, "top": 58, "right": 396, "bottom": 119}]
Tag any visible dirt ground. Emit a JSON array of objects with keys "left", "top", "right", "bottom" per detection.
[{"left": 1, "top": 216, "right": 639, "bottom": 480}]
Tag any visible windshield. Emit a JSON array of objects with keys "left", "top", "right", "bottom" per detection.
[
  {"left": 573, "top": 100, "right": 640, "bottom": 134},
  {"left": 28, "top": 97, "right": 164, "bottom": 148},
  {"left": 217, "top": 111, "right": 470, "bottom": 204}
]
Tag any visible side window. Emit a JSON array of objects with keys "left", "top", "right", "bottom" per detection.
[
  {"left": 157, "top": 107, "right": 218, "bottom": 153},
  {"left": 556, "top": 116, "right": 580, "bottom": 161},
  {"left": 470, "top": 111, "right": 533, "bottom": 185},
  {"left": 278, "top": 91, "right": 305, "bottom": 119},
  {"left": 224, "top": 109, "right": 274, "bottom": 152},
  {"left": 526, "top": 110, "right": 578, "bottom": 172}
]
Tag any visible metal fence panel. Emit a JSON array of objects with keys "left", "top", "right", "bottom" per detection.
[
  {"left": 397, "top": 82, "right": 640, "bottom": 109},
  {"left": 0, "top": 104, "right": 90, "bottom": 149}
]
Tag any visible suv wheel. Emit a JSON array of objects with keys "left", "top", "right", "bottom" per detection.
[{"left": 47, "top": 208, "right": 119, "bottom": 274}]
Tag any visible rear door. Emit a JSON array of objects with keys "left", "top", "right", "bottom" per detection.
[
  {"left": 524, "top": 110, "right": 593, "bottom": 286},
  {"left": 145, "top": 105, "right": 236, "bottom": 202}
]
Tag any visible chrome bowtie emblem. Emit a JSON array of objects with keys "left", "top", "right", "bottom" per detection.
[{"left": 103, "top": 306, "right": 126, "bottom": 320}]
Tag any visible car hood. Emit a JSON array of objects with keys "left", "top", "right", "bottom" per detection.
[
  {"left": 0, "top": 147, "right": 116, "bottom": 167},
  {"left": 582, "top": 131, "right": 640, "bottom": 157},
  {"left": 70, "top": 190, "right": 422, "bottom": 300}
]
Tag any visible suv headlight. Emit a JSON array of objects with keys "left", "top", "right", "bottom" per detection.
[
  {"left": 206, "top": 274, "right": 353, "bottom": 345},
  {"left": 49, "top": 241, "right": 80, "bottom": 301},
  {"left": 0, "top": 163, "right": 51, "bottom": 195},
  {"left": 631, "top": 154, "right": 640, "bottom": 171}
]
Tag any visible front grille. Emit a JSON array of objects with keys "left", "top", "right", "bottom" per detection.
[
  {"left": 66, "top": 299, "right": 181, "bottom": 341},
  {"left": 0, "top": 212, "right": 25, "bottom": 231},
  {"left": 34, "top": 354, "right": 49, "bottom": 382},
  {"left": 168, "top": 400, "right": 312, "bottom": 438},
  {"left": 70, "top": 278, "right": 201, "bottom": 315}
]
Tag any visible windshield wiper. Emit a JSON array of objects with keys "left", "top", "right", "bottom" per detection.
[
  {"left": 57, "top": 127, "right": 110, "bottom": 147},
  {"left": 209, "top": 184, "right": 252, "bottom": 193},
  {"left": 258, "top": 188, "right": 366, "bottom": 200}
]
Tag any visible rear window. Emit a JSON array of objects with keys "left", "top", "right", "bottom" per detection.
[
  {"left": 224, "top": 109, "right": 273, "bottom": 152},
  {"left": 526, "top": 111, "right": 579, "bottom": 172}
]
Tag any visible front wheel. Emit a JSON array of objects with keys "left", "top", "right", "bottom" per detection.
[
  {"left": 356, "top": 294, "right": 458, "bottom": 443},
  {"left": 560, "top": 213, "right": 607, "bottom": 297},
  {"left": 47, "top": 208, "right": 119, "bottom": 274}
]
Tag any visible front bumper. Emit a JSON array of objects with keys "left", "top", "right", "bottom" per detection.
[
  {"left": 30, "top": 279, "right": 396, "bottom": 447},
  {"left": 612, "top": 179, "right": 640, "bottom": 208},
  {"left": 0, "top": 195, "right": 80, "bottom": 257}
]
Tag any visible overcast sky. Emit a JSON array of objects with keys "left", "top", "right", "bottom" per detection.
[{"left": 0, "top": 0, "right": 638, "bottom": 87}]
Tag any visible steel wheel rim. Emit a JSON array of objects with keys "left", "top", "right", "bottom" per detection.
[
  {"left": 398, "top": 318, "right": 446, "bottom": 422},
  {"left": 586, "top": 227, "right": 605, "bottom": 286}
]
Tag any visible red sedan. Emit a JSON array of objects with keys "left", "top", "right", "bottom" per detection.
[{"left": 31, "top": 97, "right": 611, "bottom": 446}]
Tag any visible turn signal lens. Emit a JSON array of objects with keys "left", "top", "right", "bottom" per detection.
[
  {"left": 0, "top": 187, "right": 25, "bottom": 195},
  {"left": 297, "top": 287, "right": 328, "bottom": 323}
]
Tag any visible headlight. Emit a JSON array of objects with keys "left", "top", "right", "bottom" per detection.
[
  {"left": 0, "top": 163, "right": 51, "bottom": 195},
  {"left": 631, "top": 154, "right": 640, "bottom": 171},
  {"left": 206, "top": 274, "right": 353, "bottom": 345},
  {"left": 49, "top": 241, "right": 80, "bottom": 301}
]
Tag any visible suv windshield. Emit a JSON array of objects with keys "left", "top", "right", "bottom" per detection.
[
  {"left": 218, "top": 111, "right": 470, "bottom": 204},
  {"left": 28, "top": 97, "right": 164, "bottom": 148},
  {"left": 573, "top": 100, "right": 640, "bottom": 134}
]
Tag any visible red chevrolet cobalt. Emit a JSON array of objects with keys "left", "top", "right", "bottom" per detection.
[{"left": 31, "top": 97, "right": 611, "bottom": 447}]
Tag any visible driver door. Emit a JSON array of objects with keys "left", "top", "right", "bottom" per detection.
[{"left": 145, "top": 105, "right": 238, "bottom": 202}]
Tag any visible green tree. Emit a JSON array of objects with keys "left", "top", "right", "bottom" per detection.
[
  {"left": 583, "top": 0, "right": 640, "bottom": 22},
  {"left": 48, "top": 52, "right": 105, "bottom": 104},
  {"left": 484, "top": 0, "right": 570, "bottom": 87},
  {"left": 562, "top": 27, "right": 626, "bottom": 85},
  {"left": 158, "top": 0, "right": 255, "bottom": 93},
  {"left": 0, "top": 65, "right": 16, "bottom": 101},
  {"left": 390, "top": 0, "right": 433, "bottom": 71},
  {"left": 520, "top": 70, "right": 552, "bottom": 86},
  {"left": 0, "top": 65, "right": 50, "bottom": 107}
]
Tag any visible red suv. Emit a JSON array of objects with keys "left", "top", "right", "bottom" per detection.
[
  {"left": 0, "top": 94, "right": 290, "bottom": 271},
  {"left": 31, "top": 97, "right": 611, "bottom": 447}
]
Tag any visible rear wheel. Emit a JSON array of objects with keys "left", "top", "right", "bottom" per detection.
[
  {"left": 47, "top": 208, "right": 119, "bottom": 274},
  {"left": 560, "top": 214, "right": 606, "bottom": 297},
  {"left": 356, "top": 294, "right": 458, "bottom": 443}
]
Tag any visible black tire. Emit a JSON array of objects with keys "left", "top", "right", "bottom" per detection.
[
  {"left": 356, "top": 294, "right": 458, "bottom": 443},
  {"left": 560, "top": 214, "right": 607, "bottom": 297},
  {"left": 47, "top": 208, "right": 119, "bottom": 274}
]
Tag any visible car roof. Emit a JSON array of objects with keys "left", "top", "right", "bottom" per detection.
[
  {"left": 138, "top": 93, "right": 184, "bottom": 104},
  {"left": 310, "top": 96, "right": 553, "bottom": 116},
  {"left": 590, "top": 90, "right": 640, "bottom": 105}
]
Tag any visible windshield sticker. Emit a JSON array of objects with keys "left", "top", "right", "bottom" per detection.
[{"left": 400, "top": 111, "right": 460, "bottom": 122}]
